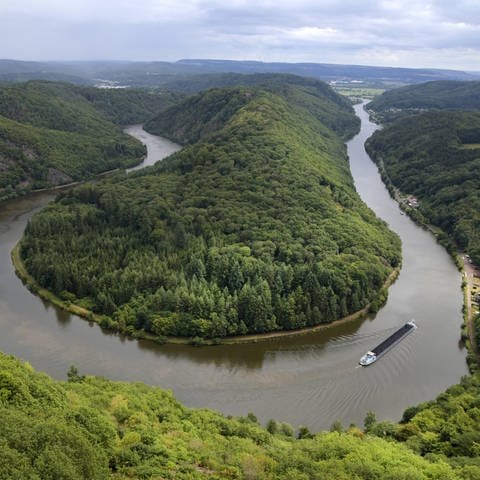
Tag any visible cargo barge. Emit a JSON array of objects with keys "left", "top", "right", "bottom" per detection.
[{"left": 359, "top": 320, "right": 417, "bottom": 366}]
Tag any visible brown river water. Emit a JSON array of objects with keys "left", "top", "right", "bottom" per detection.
[{"left": 0, "top": 104, "right": 468, "bottom": 431}]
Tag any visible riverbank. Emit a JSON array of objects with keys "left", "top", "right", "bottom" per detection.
[
  {"left": 462, "top": 255, "right": 480, "bottom": 371},
  {"left": 0, "top": 123, "right": 154, "bottom": 204},
  {"left": 367, "top": 143, "right": 480, "bottom": 370},
  {"left": 12, "top": 241, "right": 400, "bottom": 346},
  {"left": 0, "top": 164, "right": 135, "bottom": 205}
]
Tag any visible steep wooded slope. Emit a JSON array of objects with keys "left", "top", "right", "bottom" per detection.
[
  {"left": 148, "top": 74, "right": 359, "bottom": 139},
  {"left": 366, "top": 110, "right": 480, "bottom": 263},
  {"left": 0, "top": 81, "right": 179, "bottom": 200}
]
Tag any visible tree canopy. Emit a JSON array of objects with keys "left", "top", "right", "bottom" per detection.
[
  {"left": 366, "top": 110, "right": 480, "bottom": 264},
  {"left": 367, "top": 80, "right": 480, "bottom": 122},
  {"left": 21, "top": 81, "right": 400, "bottom": 340},
  {"left": 155, "top": 72, "right": 360, "bottom": 139},
  {"left": 0, "top": 81, "right": 181, "bottom": 201},
  {"left": 0, "top": 351, "right": 469, "bottom": 479}
]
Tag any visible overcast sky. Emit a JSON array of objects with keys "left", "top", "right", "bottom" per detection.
[{"left": 2, "top": 0, "right": 480, "bottom": 71}]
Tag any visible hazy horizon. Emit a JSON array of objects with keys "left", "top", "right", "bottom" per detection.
[{"left": 1, "top": 57, "right": 479, "bottom": 74}]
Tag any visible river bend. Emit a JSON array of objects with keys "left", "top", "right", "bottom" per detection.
[{"left": 0, "top": 107, "right": 468, "bottom": 430}]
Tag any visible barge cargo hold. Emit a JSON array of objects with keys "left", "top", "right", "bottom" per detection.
[{"left": 359, "top": 320, "right": 417, "bottom": 366}]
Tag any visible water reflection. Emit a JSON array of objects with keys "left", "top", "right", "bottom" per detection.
[
  {"left": 136, "top": 310, "right": 372, "bottom": 370},
  {"left": 54, "top": 306, "right": 72, "bottom": 327}
]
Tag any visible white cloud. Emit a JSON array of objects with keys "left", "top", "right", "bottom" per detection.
[{"left": 1, "top": 0, "right": 205, "bottom": 24}]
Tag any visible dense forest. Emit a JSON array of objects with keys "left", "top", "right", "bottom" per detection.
[
  {"left": 0, "top": 81, "right": 180, "bottom": 200},
  {"left": 1, "top": 351, "right": 478, "bottom": 479},
  {"left": 0, "top": 80, "right": 181, "bottom": 126},
  {"left": 395, "top": 374, "right": 480, "bottom": 466},
  {"left": 366, "top": 110, "right": 480, "bottom": 264},
  {"left": 20, "top": 81, "right": 400, "bottom": 339},
  {"left": 367, "top": 81, "right": 480, "bottom": 122},
  {"left": 147, "top": 73, "right": 360, "bottom": 140}
]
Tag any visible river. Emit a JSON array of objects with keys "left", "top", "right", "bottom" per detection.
[
  {"left": 0, "top": 106, "right": 468, "bottom": 431},
  {"left": 123, "top": 125, "right": 181, "bottom": 171}
]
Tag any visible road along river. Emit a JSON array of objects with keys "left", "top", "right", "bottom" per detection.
[{"left": 0, "top": 109, "right": 468, "bottom": 431}]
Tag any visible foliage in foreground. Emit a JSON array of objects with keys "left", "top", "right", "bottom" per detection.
[
  {"left": 0, "top": 352, "right": 467, "bottom": 479},
  {"left": 366, "top": 110, "right": 480, "bottom": 265},
  {"left": 21, "top": 83, "right": 400, "bottom": 339},
  {"left": 365, "top": 373, "right": 480, "bottom": 479}
]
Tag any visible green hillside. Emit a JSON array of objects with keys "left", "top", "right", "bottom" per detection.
[
  {"left": 0, "top": 80, "right": 181, "bottom": 128},
  {"left": 367, "top": 80, "right": 480, "bottom": 122},
  {"left": 394, "top": 374, "right": 480, "bottom": 466},
  {"left": 0, "top": 81, "right": 123, "bottom": 136},
  {"left": 0, "top": 81, "right": 179, "bottom": 201},
  {"left": 365, "top": 110, "right": 480, "bottom": 264},
  {"left": 20, "top": 82, "right": 400, "bottom": 340},
  {"left": 69, "top": 84, "right": 183, "bottom": 125},
  {"left": 0, "top": 351, "right": 470, "bottom": 479},
  {"left": 0, "top": 115, "right": 144, "bottom": 193},
  {"left": 150, "top": 73, "right": 359, "bottom": 139}
]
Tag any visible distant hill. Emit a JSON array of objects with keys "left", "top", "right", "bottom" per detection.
[
  {"left": 0, "top": 81, "right": 179, "bottom": 200},
  {"left": 0, "top": 59, "right": 210, "bottom": 87},
  {"left": 0, "top": 59, "right": 104, "bottom": 85},
  {"left": 21, "top": 78, "right": 400, "bottom": 340},
  {"left": 1, "top": 59, "right": 478, "bottom": 88},
  {"left": 367, "top": 80, "right": 480, "bottom": 122},
  {"left": 177, "top": 59, "right": 479, "bottom": 85},
  {"left": 162, "top": 72, "right": 328, "bottom": 94}
]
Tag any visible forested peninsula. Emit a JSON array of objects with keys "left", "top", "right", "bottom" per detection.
[
  {"left": 19, "top": 78, "right": 400, "bottom": 340},
  {"left": 0, "top": 81, "right": 181, "bottom": 200}
]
